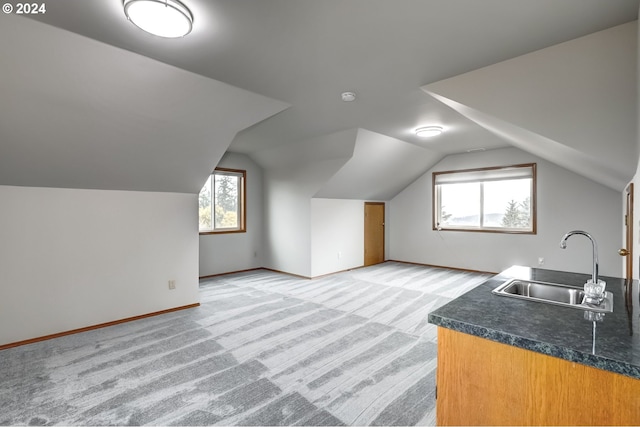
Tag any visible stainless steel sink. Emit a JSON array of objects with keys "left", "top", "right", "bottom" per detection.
[{"left": 492, "top": 279, "right": 613, "bottom": 313}]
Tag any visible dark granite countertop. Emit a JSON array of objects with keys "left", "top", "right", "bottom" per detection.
[{"left": 428, "top": 266, "right": 640, "bottom": 380}]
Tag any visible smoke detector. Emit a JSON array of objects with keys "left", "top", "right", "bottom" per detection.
[{"left": 341, "top": 92, "right": 356, "bottom": 102}]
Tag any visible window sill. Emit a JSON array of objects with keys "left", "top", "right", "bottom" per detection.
[
  {"left": 199, "top": 229, "right": 246, "bottom": 235},
  {"left": 434, "top": 227, "right": 536, "bottom": 235}
]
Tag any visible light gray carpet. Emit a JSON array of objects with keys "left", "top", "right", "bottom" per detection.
[{"left": 0, "top": 261, "right": 490, "bottom": 426}]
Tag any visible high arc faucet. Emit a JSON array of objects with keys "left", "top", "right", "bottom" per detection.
[
  {"left": 559, "top": 230, "right": 599, "bottom": 285},
  {"left": 560, "top": 230, "right": 608, "bottom": 305}
]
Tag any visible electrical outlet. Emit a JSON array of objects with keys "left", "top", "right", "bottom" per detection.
[
  {"left": 337, "top": 251, "right": 342, "bottom": 259},
  {"left": 168, "top": 280, "right": 176, "bottom": 290},
  {"left": 538, "top": 257, "right": 545, "bottom": 266}
]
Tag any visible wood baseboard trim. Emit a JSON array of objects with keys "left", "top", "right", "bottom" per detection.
[
  {"left": 200, "top": 267, "right": 310, "bottom": 281},
  {"left": 388, "top": 259, "right": 496, "bottom": 275},
  {"left": 262, "top": 268, "right": 311, "bottom": 280},
  {"left": 0, "top": 303, "right": 200, "bottom": 351},
  {"left": 198, "top": 260, "right": 492, "bottom": 283},
  {"left": 200, "top": 261, "right": 487, "bottom": 282},
  {"left": 200, "top": 267, "right": 312, "bottom": 281},
  {"left": 265, "top": 265, "right": 372, "bottom": 280},
  {"left": 310, "top": 265, "right": 369, "bottom": 280},
  {"left": 199, "top": 268, "right": 263, "bottom": 280}
]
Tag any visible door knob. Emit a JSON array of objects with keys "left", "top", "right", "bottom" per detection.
[{"left": 618, "top": 248, "right": 629, "bottom": 256}]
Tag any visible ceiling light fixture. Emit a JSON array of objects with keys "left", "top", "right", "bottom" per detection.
[
  {"left": 341, "top": 92, "right": 356, "bottom": 102},
  {"left": 123, "top": 0, "right": 194, "bottom": 38},
  {"left": 415, "top": 126, "right": 443, "bottom": 138}
]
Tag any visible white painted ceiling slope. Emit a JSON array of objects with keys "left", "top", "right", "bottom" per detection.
[
  {"left": 0, "top": 14, "right": 288, "bottom": 193},
  {"left": 2, "top": 1, "right": 638, "bottom": 195},
  {"left": 424, "top": 21, "right": 638, "bottom": 192}
]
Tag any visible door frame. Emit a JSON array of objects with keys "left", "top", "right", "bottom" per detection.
[
  {"left": 364, "top": 202, "right": 385, "bottom": 266},
  {"left": 624, "top": 183, "right": 634, "bottom": 279}
]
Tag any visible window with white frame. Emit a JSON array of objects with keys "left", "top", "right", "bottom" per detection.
[
  {"left": 199, "top": 168, "right": 246, "bottom": 234},
  {"left": 433, "top": 163, "right": 536, "bottom": 234}
]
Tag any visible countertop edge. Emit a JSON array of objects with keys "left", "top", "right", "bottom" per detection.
[{"left": 428, "top": 312, "right": 640, "bottom": 380}]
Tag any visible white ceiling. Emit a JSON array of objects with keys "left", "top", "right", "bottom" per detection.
[{"left": 2, "top": 0, "right": 638, "bottom": 195}]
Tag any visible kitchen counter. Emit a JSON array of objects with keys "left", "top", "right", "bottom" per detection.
[{"left": 428, "top": 265, "right": 640, "bottom": 380}]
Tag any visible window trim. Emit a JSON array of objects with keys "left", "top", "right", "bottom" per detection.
[
  {"left": 199, "top": 167, "right": 246, "bottom": 235},
  {"left": 432, "top": 163, "right": 537, "bottom": 235}
]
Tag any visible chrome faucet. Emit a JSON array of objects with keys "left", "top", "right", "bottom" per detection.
[
  {"left": 559, "top": 230, "right": 599, "bottom": 285},
  {"left": 560, "top": 230, "right": 607, "bottom": 304}
]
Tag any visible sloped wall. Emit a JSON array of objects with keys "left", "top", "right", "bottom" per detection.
[
  {"left": 315, "top": 129, "right": 443, "bottom": 200},
  {"left": 0, "top": 15, "right": 289, "bottom": 194},
  {"left": 424, "top": 21, "right": 637, "bottom": 192}
]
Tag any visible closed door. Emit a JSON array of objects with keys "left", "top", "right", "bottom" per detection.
[{"left": 364, "top": 202, "right": 385, "bottom": 266}]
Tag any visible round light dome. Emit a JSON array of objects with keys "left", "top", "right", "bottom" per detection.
[
  {"left": 124, "top": 0, "right": 193, "bottom": 38},
  {"left": 415, "top": 126, "right": 443, "bottom": 138}
]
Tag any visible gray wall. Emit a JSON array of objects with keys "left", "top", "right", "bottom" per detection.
[
  {"left": 389, "top": 147, "right": 622, "bottom": 277},
  {"left": 199, "top": 152, "right": 264, "bottom": 277},
  {"left": 0, "top": 186, "right": 199, "bottom": 346},
  {"left": 262, "top": 159, "right": 347, "bottom": 277},
  {"left": 310, "top": 198, "right": 390, "bottom": 277}
]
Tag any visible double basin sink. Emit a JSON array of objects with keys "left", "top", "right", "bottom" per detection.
[{"left": 492, "top": 279, "right": 613, "bottom": 313}]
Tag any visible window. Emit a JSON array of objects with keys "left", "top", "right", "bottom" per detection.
[
  {"left": 199, "top": 168, "right": 246, "bottom": 234},
  {"left": 433, "top": 163, "right": 536, "bottom": 234}
]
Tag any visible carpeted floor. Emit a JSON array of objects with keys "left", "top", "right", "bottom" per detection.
[{"left": 0, "top": 261, "right": 491, "bottom": 426}]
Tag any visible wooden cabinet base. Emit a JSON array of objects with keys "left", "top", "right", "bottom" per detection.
[{"left": 436, "top": 327, "right": 640, "bottom": 425}]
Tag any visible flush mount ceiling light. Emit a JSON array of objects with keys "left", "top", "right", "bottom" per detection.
[
  {"left": 415, "top": 126, "right": 443, "bottom": 138},
  {"left": 124, "top": 0, "right": 193, "bottom": 38},
  {"left": 341, "top": 92, "right": 356, "bottom": 102}
]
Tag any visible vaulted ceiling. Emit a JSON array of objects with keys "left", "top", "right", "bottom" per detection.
[{"left": 2, "top": 1, "right": 638, "bottom": 195}]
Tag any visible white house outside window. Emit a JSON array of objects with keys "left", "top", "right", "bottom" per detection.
[
  {"left": 433, "top": 163, "right": 536, "bottom": 234},
  {"left": 199, "top": 168, "right": 246, "bottom": 234}
]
